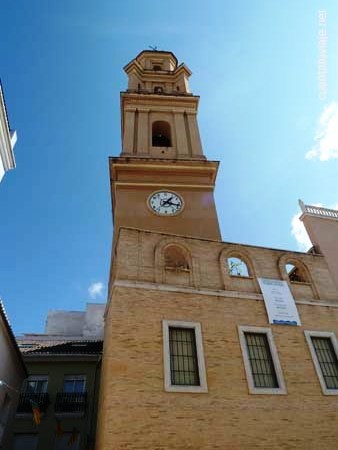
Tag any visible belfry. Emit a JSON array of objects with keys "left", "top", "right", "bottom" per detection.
[
  {"left": 109, "top": 50, "right": 220, "bottom": 246},
  {"left": 96, "top": 50, "right": 338, "bottom": 450}
]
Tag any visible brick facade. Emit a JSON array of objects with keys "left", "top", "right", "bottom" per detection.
[
  {"left": 97, "top": 51, "right": 338, "bottom": 449},
  {"left": 97, "top": 228, "right": 338, "bottom": 449}
]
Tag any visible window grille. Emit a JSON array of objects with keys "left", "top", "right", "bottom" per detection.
[
  {"left": 311, "top": 337, "right": 338, "bottom": 389},
  {"left": 244, "top": 333, "right": 278, "bottom": 388},
  {"left": 169, "top": 327, "right": 199, "bottom": 386}
]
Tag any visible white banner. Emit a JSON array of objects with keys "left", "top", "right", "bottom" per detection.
[{"left": 258, "top": 278, "right": 301, "bottom": 326}]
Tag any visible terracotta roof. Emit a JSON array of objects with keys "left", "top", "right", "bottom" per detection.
[{"left": 24, "top": 340, "right": 103, "bottom": 355}]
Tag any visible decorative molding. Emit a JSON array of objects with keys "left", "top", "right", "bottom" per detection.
[
  {"left": 115, "top": 182, "right": 215, "bottom": 190},
  {"left": 112, "top": 279, "right": 338, "bottom": 308}
]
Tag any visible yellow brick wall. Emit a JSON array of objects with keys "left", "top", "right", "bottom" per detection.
[{"left": 96, "top": 228, "right": 338, "bottom": 449}]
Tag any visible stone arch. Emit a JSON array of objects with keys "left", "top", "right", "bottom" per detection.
[
  {"left": 152, "top": 121, "right": 172, "bottom": 147},
  {"left": 219, "top": 246, "right": 259, "bottom": 292},
  {"left": 154, "top": 238, "right": 197, "bottom": 287},
  {"left": 278, "top": 254, "right": 319, "bottom": 299}
]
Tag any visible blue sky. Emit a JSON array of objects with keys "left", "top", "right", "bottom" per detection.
[{"left": 1, "top": 1, "right": 338, "bottom": 334}]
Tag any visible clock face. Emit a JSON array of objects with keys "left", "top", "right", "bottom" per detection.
[{"left": 148, "top": 191, "right": 184, "bottom": 216}]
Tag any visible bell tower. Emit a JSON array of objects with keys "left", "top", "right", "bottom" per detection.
[
  {"left": 110, "top": 50, "right": 221, "bottom": 246},
  {"left": 121, "top": 50, "right": 204, "bottom": 159}
]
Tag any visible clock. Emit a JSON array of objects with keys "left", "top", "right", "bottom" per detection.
[{"left": 148, "top": 191, "right": 184, "bottom": 216}]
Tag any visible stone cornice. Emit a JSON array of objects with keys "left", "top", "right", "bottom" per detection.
[{"left": 111, "top": 279, "right": 338, "bottom": 309}]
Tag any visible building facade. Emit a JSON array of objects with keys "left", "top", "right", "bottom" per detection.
[
  {"left": 0, "top": 301, "right": 27, "bottom": 450},
  {"left": 96, "top": 51, "right": 338, "bottom": 449},
  {"left": 0, "top": 82, "right": 23, "bottom": 450},
  {"left": 9, "top": 305, "right": 104, "bottom": 450},
  {"left": 299, "top": 200, "right": 338, "bottom": 290},
  {"left": 0, "top": 81, "right": 16, "bottom": 183}
]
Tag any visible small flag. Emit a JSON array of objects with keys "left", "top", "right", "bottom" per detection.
[
  {"left": 55, "top": 419, "right": 63, "bottom": 438},
  {"left": 30, "top": 400, "right": 41, "bottom": 425},
  {"left": 67, "top": 427, "right": 79, "bottom": 447}
]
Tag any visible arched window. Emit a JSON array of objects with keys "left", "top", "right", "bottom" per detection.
[
  {"left": 152, "top": 121, "right": 171, "bottom": 147},
  {"left": 164, "top": 245, "right": 190, "bottom": 271},
  {"left": 285, "top": 262, "right": 308, "bottom": 283},
  {"left": 227, "top": 256, "right": 250, "bottom": 277},
  {"left": 154, "top": 86, "right": 164, "bottom": 94}
]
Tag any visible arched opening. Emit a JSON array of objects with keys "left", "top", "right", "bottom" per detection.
[
  {"left": 152, "top": 121, "right": 171, "bottom": 147},
  {"left": 154, "top": 86, "right": 164, "bottom": 94},
  {"left": 164, "top": 245, "right": 190, "bottom": 271},
  {"left": 285, "top": 262, "right": 308, "bottom": 282},
  {"left": 227, "top": 256, "right": 250, "bottom": 277}
]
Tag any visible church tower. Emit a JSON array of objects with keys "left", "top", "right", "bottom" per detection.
[
  {"left": 97, "top": 50, "right": 338, "bottom": 450},
  {"left": 110, "top": 50, "right": 221, "bottom": 244}
]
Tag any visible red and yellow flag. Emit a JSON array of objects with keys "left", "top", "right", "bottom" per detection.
[
  {"left": 30, "top": 400, "right": 41, "bottom": 425},
  {"left": 55, "top": 419, "right": 63, "bottom": 438},
  {"left": 67, "top": 427, "right": 79, "bottom": 447}
]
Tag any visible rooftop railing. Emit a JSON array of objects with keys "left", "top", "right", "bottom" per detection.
[
  {"left": 299, "top": 200, "right": 338, "bottom": 219},
  {"left": 54, "top": 392, "right": 87, "bottom": 414}
]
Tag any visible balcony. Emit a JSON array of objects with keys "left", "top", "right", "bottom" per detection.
[
  {"left": 17, "top": 392, "right": 49, "bottom": 414},
  {"left": 54, "top": 392, "right": 87, "bottom": 415}
]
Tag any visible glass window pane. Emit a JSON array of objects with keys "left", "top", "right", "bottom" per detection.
[
  {"left": 73, "top": 380, "right": 85, "bottom": 393},
  {"left": 169, "top": 327, "right": 200, "bottom": 386},
  {"left": 244, "top": 333, "right": 278, "bottom": 388},
  {"left": 63, "top": 380, "right": 74, "bottom": 393},
  {"left": 312, "top": 337, "right": 338, "bottom": 389}
]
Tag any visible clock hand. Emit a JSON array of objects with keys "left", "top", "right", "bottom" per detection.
[
  {"left": 166, "top": 200, "right": 179, "bottom": 207},
  {"left": 161, "top": 197, "right": 173, "bottom": 206}
]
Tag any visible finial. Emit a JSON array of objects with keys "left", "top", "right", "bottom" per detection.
[
  {"left": 149, "top": 45, "right": 158, "bottom": 51},
  {"left": 298, "top": 199, "right": 306, "bottom": 212}
]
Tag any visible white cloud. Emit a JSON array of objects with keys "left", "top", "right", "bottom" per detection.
[
  {"left": 88, "top": 282, "right": 104, "bottom": 299},
  {"left": 291, "top": 213, "right": 312, "bottom": 251},
  {"left": 306, "top": 101, "right": 338, "bottom": 160}
]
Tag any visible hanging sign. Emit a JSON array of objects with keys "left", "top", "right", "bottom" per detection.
[{"left": 258, "top": 278, "right": 301, "bottom": 326}]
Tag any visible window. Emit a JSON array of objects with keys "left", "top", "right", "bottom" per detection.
[
  {"left": 154, "top": 86, "right": 164, "bottom": 94},
  {"left": 63, "top": 376, "right": 86, "bottom": 393},
  {"left": 152, "top": 121, "right": 171, "bottom": 147},
  {"left": 22, "top": 376, "right": 48, "bottom": 393},
  {"left": 305, "top": 331, "right": 338, "bottom": 395},
  {"left": 163, "top": 320, "right": 208, "bottom": 393},
  {"left": 238, "top": 326, "right": 286, "bottom": 394},
  {"left": 244, "top": 333, "right": 278, "bottom": 388},
  {"left": 285, "top": 262, "right": 308, "bottom": 283},
  {"left": 12, "top": 434, "right": 38, "bottom": 450},
  {"left": 169, "top": 328, "right": 199, "bottom": 386},
  {"left": 227, "top": 256, "right": 250, "bottom": 277},
  {"left": 153, "top": 64, "right": 162, "bottom": 71}
]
